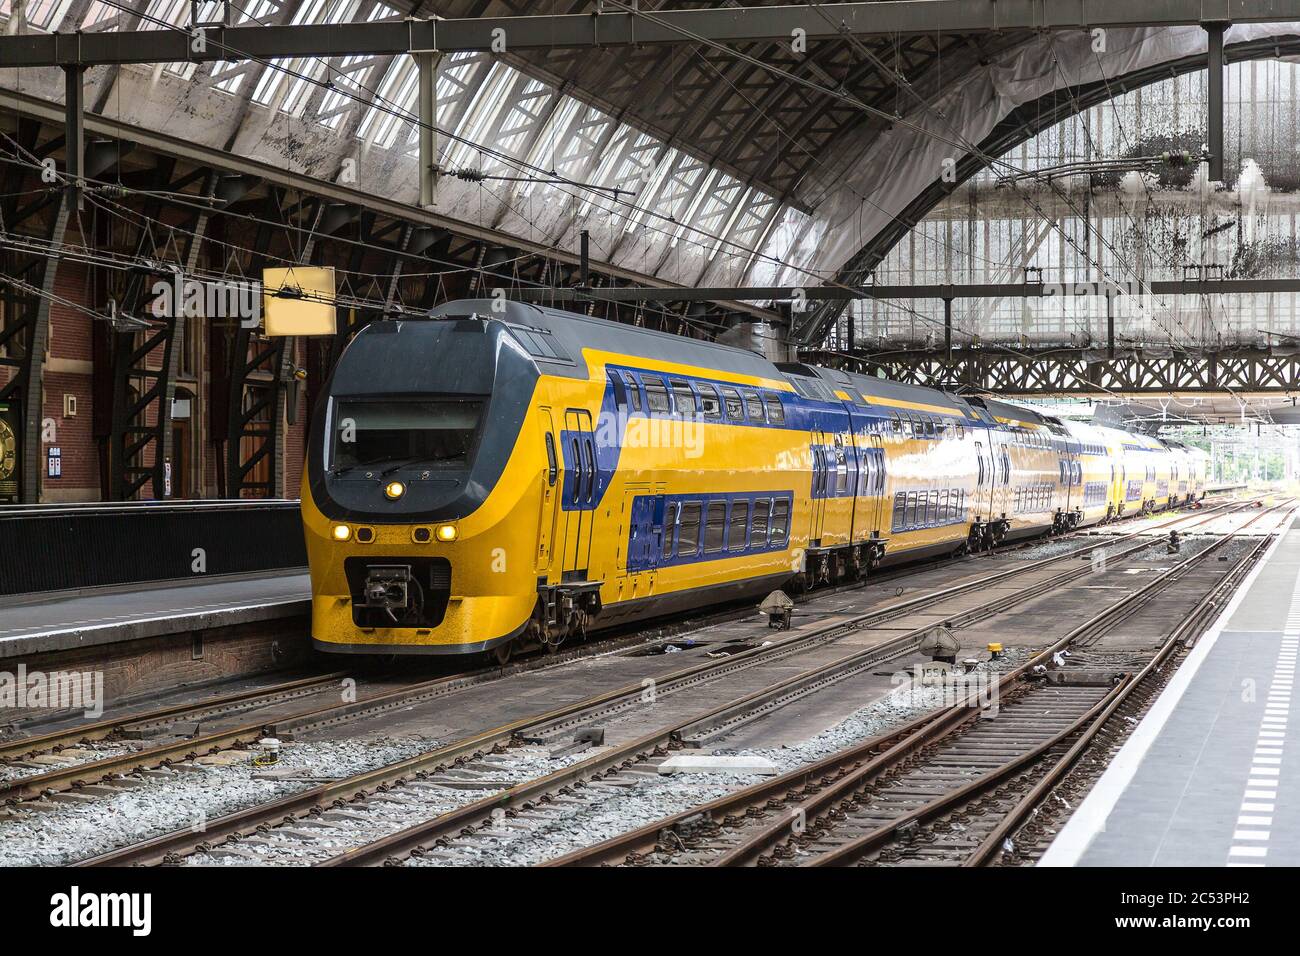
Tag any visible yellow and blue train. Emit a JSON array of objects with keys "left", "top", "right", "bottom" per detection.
[{"left": 302, "top": 300, "right": 1209, "bottom": 658}]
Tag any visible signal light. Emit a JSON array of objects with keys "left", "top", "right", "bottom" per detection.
[
  {"left": 385, "top": 481, "right": 405, "bottom": 500},
  {"left": 331, "top": 524, "right": 351, "bottom": 542},
  {"left": 435, "top": 524, "right": 458, "bottom": 543}
]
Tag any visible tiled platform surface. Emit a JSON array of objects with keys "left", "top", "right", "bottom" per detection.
[{"left": 1042, "top": 520, "right": 1299, "bottom": 866}]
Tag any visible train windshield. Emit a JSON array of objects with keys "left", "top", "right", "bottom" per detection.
[{"left": 331, "top": 399, "right": 483, "bottom": 471}]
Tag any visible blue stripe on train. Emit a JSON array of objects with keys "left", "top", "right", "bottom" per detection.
[{"left": 625, "top": 490, "right": 795, "bottom": 573}]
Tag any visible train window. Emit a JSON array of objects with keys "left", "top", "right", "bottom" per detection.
[
  {"left": 771, "top": 499, "right": 790, "bottom": 543},
  {"left": 698, "top": 384, "right": 723, "bottom": 420},
  {"left": 544, "top": 433, "right": 557, "bottom": 486},
  {"left": 940, "top": 490, "right": 949, "bottom": 521},
  {"left": 752, "top": 499, "right": 771, "bottom": 544},
  {"left": 704, "top": 502, "right": 727, "bottom": 553},
  {"left": 644, "top": 378, "right": 671, "bottom": 413},
  {"left": 621, "top": 372, "right": 643, "bottom": 412},
  {"left": 728, "top": 501, "right": 749, "bottom": 551},
  {"left": 834, "top": 439, "right": 848, "bottom": 494},
  {"left": 678, "top": 503, "right": 702, "bottom": 555},
  {"left": 891, "top": 415, "right": 901, "bottom": 433},
  {"left": 663, "top": 503, "right": 679, "bottom": 558},
  {"left": 744, "top": 390, "right": 766, "bottom": 423},
  {"left": 924, "top": 418, "right": 936, "bottom": 438},
  {"left": 901, "top": 417, "right": 913, "bottom": 437},
  {"left": 892, "top": 492, "right": 906, "bottom": 532},
  {"left": 583, "top": 439, "right": 597, "bottom": 502},
  {"left": 903, "top": 492, "right": 916, "bottom": 528},
  {"left": 956, "top": 424, "right": 964, "bottom": 439},
  {"left": 670, "top": 379, "right": 697, "bottom": 416},
  {"left": 930, "top": 490, "right": 940, "bottom": 524},
  {"left": 722, "top": 386, "right": 745, "bottom": 421},
  {"left": 764, "top": 394, "right": 786, "bottom": 424},
  {"left": 607, "top": 371, "right": 625, "bottom": 407}
]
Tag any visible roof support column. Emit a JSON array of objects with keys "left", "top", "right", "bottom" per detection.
[
  {"left": 418, "top": 52, "right": 440, "bottom": 208},
  {"left": 63, "top": 65, "right": 85, "bottom": 210},
  {"left": 1206, "top": 22, "right": 1226, "bottom": 182},
  {"left": 22, "top": 197, "right": 69, "bottom": 502},
  {"left": 944, "top": 297, "right": 953, "bottom": 363}
]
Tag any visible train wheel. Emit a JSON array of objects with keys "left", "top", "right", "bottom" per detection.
[{"left": 493, "top": 640, "right": 514, "bottom": 666}]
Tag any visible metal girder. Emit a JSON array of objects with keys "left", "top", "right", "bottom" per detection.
[
  {"left": 6, "top": 2, "right": 1300, "bottom": 67},
  {"left": 819, "top": 346, "right": 1300, "bottom": 397},
  {"left": 223, "top": 196, "right": 321, "bottom": 498},
  {"left": 0, "top": 117, "right": 67, "bottom": 503},
  {"left": 507, "top": 277, "right": 1300, "bottom": 301},
  {"left": 793, "top": 31, "right": 1300, "bottom": 346},
  {"left": 106, "top": 167, "right": 216, "bottom": 501},
  {"left": 0, "top": 125, "right": 68, "bottom": 503}
]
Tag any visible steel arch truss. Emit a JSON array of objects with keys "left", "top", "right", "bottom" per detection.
[{"left": 820, "top": 347, "right": 1300, "bottom": 397}]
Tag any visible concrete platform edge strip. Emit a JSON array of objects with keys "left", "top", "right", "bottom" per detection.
[
  {"left": 1038, "top": 522, "right": 1291, "bottom": 868},
  {"left": 0, "top": 599, "right": 311, "bottom": 660}
]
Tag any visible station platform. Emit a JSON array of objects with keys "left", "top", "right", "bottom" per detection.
[
  {"left": 1042, "top": 517, "right": 1300, "bottom": 867},
  {"left": 0, "top": 570, "right": 310, "bottom": 660}
]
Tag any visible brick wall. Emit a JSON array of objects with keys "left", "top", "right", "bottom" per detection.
[{"left": 40, "top": 262, "right": 99, "bottom": 502}]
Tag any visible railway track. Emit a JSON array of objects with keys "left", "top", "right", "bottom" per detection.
[
  {"left": 3, "top": 496, "right": 1232, "bottom": 796},
  {"left": 48, "top": 499, "right": 1249, "bottom": 863},
  {"left": 539, "top": 500, "right": 1290, "bottom": 867},
  {"left": 129, "top": 502, "right": 1257, "bottom": 867}
]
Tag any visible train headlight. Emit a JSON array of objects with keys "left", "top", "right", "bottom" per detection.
[
  {"left": 330, "top": 524, "right": 352, "bottom": 542},
  {"left": 384, "top": 481, "right": 406, "bottom": 500},
  {"left": 435, "top": 523, "right": 458, "bottom": 543}
]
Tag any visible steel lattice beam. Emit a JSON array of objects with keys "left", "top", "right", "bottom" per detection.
[
  {"left": 5, "top": 2, "right": 1300, "bottom": 66},
  {"left": 814, "top": 346, "right": 1300, "bottom": 397}
]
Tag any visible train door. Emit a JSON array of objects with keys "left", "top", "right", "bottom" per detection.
[
  {"left": 536, "top": 407, "right": 561, "bottom": 573},
  {"left": 973, "top": 438, "right": 995, "bottom": 522},
  {"left": 866, "top": 433, "right": 886, "bottom": 535},
  {"left": 617, "top": 485, "right": 650, "bottom": 574},
  {"left": 1059, "top": 442, "right": 1074, "bottom": 519},
  {"left": 616, "top": 483, "right": 661, "bottom": 599},
  {"left": 561, "top": 408, "right": 597, "bottom": 581},
  {"left": 992, "top": 435, "right": 1011, "bottom": 518},
  {"left": 808, "top": 431, "right": 828, "bottom": 547}
]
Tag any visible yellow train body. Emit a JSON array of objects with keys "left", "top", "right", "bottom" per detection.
[{"left": 304, "top": 300, "right": 1209, "bottom": 657}]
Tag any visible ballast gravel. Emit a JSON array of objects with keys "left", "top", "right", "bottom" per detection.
[
  {"left": 184, "top": 746, "right": 596, "bottom": 866},
  {"left": 409, "top": 652, "right": 1027, "bottom": 867},
  {"left": 0, "top": 736, "right": 439, "bottom": 866},
  {"left": 0, "top": 742, "right": 137, "bottom": 784}
]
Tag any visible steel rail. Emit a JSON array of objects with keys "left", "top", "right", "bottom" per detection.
[
  {"left": 0, "top": 671, "right": 351, "bottom": 762},
  {"left": 69, "top": 499, "right": 1243, "bottom": 863},
  {"left": 962, "top": 517, "right": 1283, "bottom": 866},
  {"left": 803, "top": 501, "right": 1291, "bottom": 867},
  {"left": 316, "top": 506, "right": 1254, "bottom": 866},
  {"left": 545, "top": 499, "right": 1281, "bottom": 867}
]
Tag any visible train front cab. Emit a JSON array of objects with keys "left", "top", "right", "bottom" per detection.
[{"left": 304, "top": 310, "right": 559, "bottom": 656}]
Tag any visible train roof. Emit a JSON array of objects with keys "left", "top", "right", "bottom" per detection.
[
  {"left": 427, "top": 299, "right": 783, "bottom": 382},
  {"left": 780, "top": 364, "right": 973, "bottom": 416}
]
